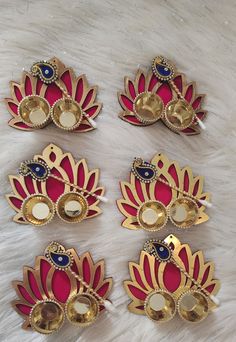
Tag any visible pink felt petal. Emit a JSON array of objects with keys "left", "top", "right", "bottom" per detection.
[
  {"left": 15, "top": 303, "right": 32, "bottom": 316},
  {"left": 121, "top": 203, "right": 138, "bottom": 216},
  {"left": 143, "top": 255, "right": 153, "bottom": 288},
  {"left": 193, "top": 255, "right": 200, "bottom": 281},
  {"left": 127, "top": 284, "right": 147, "bottom": 301},
  {"left": 86, "top": 172, "right": 96, "bottom": 192},
  {"left": 24, "top": 76, "right": 33, "bottom": 96},
  {"left": 156, "top": 83, "right": 173, "bottom": 105},
  {"left": 13, "top": 179, "right": 27, "bottom": 199},
  {"left": 17, "top": 285, "right": 35, "bottom": 305},
  {"left": 60, "top": 70, "right": 72, "bottom": 96},
  {"left": 24, "top": 176, "right": 36, "bottom": 195},
  {"left": 148, "top": 74, "right": 158, "bottom": 91},
  {"left": 193, "top": 180, "right": 200, "bottom": 196},
  {"left": 82, "top": 257, "right": 91, "bottom": 284},
  {"left": 13, "top": 85, "right": 23, "bottom": 102},
  {"left": 119, "top": 94, "right": 134, "bottom": 111},
  {"left": 8, "top": 196, "right": 23, "bottom": 210},
  {"left": 133, "top": 266, "right": 147, "bottom": 290},
  {"left": 168, "top": 165, "right": 179, "bottom": 187},
  {"left": 135, "top": 179, "right": 145, "bottom": 202},
  {"left": 77, "top": 163, "right": 85, "bottom": 188},
  {"left": 46, "top": 169, "right": 65, "bottom": 202},
  {"left": 75, "top": 77, "right": 84, "bottom": 104},
  {"left": 123, "top": 184, "right": 139, "bottom": 206},
  {"left": 192, "top": 96, "right": 202, "bottom": 110},
  {"left": 82, "top": 89, "right": 94, "bottom": 109},
  {"left": 173, "top": 75, "right": 183, "bottom": 93},
  {"left": 201, "top": 266, "right": 210, "bottom": 286},
  {"left": 40, "top": 259, "right": 52, "bottom": 297},
  {"left": 87, "top": 209, "right": 98, "bottom": 217},
  {"left": 44, "top": 83, "right": 62, "bottom": 106},
  {"left": 128, "top": 80, "right": 136, "bottom": 99},
  {"left": 122, "top": 114, "right": 142, "bottom": 125},
  {"left": 84, "top": 104, "right": 101, "bottom": 118},
  {"left": 138, "top": 73, "right": 145, "bottom": 93},
  {"left": 27, "top": 270, "right": 43, "bottom": 300},
  {"left": 205, "top": 284, "right": 215, "bottom": 294},
  {"left": 6, "top": 100, "right": 18, "bottom": 116},
  {"left": 93, "top": 265, "right": 101, "bottom": 289},
  {"left": 97, "top": 281, "right": 111, "bottom": 298},
  {"left": 183, "top": 170, "right": 190, "bottom": 192},
  {"left": 178, "top": 247, "right": 189, "bottom": 273},
  {"left": 36, "top": 79, "right": 43, "bottom": 95},
  {"left": 163, "top": 262, "right": 181, "bottom": 292},
  {"left": 52, "top": 270, "right": 71, "bottom": 303},
  {"left": 9, "top": 119, "right": 31, "bottom": 130},
  {"left": 154, "top": 179, "right": 172, "bottom": 205},
  {"left": 60, "top": 156, "right": 74, "bottom": 184},
  {"left": 185, "top": 85, "right": 193, "bottom": 103},
  {"left": 86, "top": 188, "right": 103, "bottom": 206}
]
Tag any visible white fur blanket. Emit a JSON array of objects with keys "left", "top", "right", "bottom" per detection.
[{"left": 0, "top": 0, "right": 235, "bottom": 341}]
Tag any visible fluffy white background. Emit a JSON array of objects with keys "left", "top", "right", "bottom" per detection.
[{"left": 0, "top": 0, "right": 235, "bottom": 341}]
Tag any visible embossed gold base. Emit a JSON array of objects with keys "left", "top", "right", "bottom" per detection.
[
  {"left": 177, "top": 291, "right": 209, "bottom": 323},
  {"left": 51, "top": 98, "right": 83, "bottom": 130},
  {"left": 56, "top": 192, "right": 88, "bottom": 223},
  {"left": 66, "top": 293, "right": 99, "bottom": 327},
  {"left": 169, "top": 197, "right": 199, "bottom": 228},
  {"left": 22, "top": 194, "right": 55, "bottom": 226},
  {"left": 18, "top": 95, "right": 51, "bottom": 128},
  {"left": 164, "top": 99, "right": 195, "bottom": 131},
  {"left": 30, "top": 300, "right": 64, "bottom": 334},
  {"left": 137, "top": 201, "right": 168, "bottom": 231},
  {"left": 144, "top": 290, "right": 176, "bottom": 323},
  {"left": 134, "top": 92, "right": 164, "bottom": 124}
]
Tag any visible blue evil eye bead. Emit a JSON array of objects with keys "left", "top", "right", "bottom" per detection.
[
  {"left": 45, "top": 242, "right": 73, "bottom": 270},
  {"left": 131, "top": 158, "right": 158, "bottom": 183},
  {"left": 152, "top": 56, "right": 175, "bottom": 81},
  {"left": 19, "top": 160, "right": 50, "bottom": 181},
  {"left": 31, "top": 61, "right": 58, "bottom": 84},
  {"left": 143, "top": 239, "right": 172, "bottom": 262}
]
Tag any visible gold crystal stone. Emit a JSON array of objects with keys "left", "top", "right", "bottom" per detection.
[
  {"left": 178, "top": 291, "right": 209, "bottom": 323},
  {"left": 134, "top": 92, "right": 164, "bottom": 124},
  {"left": 51, "top": 98, "right": 82, "bottom": 130},
  {"left": 30, "top": 301, "right": 64, "bottom": 334},
  {"left": 56, "top": 192, "right": 88, "bottom": 223},
  {"left": 165, "top": 99, "right": 195, "bottom": 131},
  {"left": 169, "top": 197, "right": 199, "bottom": 228},
  {"left": 138, "top": 201, "right": 167, "bottom": 231},
  {"left": 18, "top": 96, "right": 50, "bottom": 128},
  {"left": 66, "top": 294, "right": 99, "bottom": 327},
  {"left": 22, "top": 195, "right": 54, "bottom": 226},
  {"left": 145, "top": 290, "right": 176, "bottom": 322}
]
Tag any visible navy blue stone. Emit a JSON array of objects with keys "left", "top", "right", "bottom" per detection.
[
  {"left": 153, "top": 242, "right": 171, "bottom": 261},
  {"left": 50, "top": 252, "right": 71, "bottom": 268},
  {"left": 156, "top": 64, "right": 172, "bottom": 77},
  {"left": 135, "top": 165, "right": 155, "bottom": 181},
  {"left": 38, "top": 63, "right": 55, "bottom": 80},
  {"left": 27, "top": 162, "right": 48, "bottom": 178}
]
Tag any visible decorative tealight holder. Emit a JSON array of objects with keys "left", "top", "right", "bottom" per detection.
[
  {"left": 12, "top": 241, "right": 113, "bottom": 334},
  {"left": 6, "top": 144, "right": 108, "bottom": 226},
  {"left": 117, "top": 153, "right": 212, "bottom": 232},
  {"left": 124, "top": 234, "right": 220, "bottom": 323},
  {"left": 118, "top": 55, "right": 207, "bottom": 135},
  {"left": 5, "top": 57, "right": 102, "bottom": 132}
]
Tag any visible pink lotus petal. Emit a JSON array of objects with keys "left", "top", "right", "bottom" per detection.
[
  {"left": 193, "top": 255, "right": 200, "bottom": 281},
  {"left": 128, "top": 80, "right": 136, "bottom": 99},
  {"left": 122, "top": 114, "right": 142, "bottom": 125},
  {"left": 13, "top": 179, "right": 27, "bottom": 199},
  {"left": 93, "top": 265, "right": 102, "bottom": 289},
  {"left": 127, "top": 284, "right": 146, "bottom": 301},
  {"left": 138, "top": 73, "right": 145, "bottom": 93},
  {"left": 123, "top": 184, "right": 139, "bottom": 206},
  {"left": 15, "top": 303, "right": 32, "bottom": 316},
  {"left": 154, "top": 179, "right": 172, "bottom": 206},
  {"left": 148, "top": 74, "right": 158, "bottom": 91},
  {"left": 51, "top": 270, "right": 71, "bottom": 303},
  {"left": 5, "top": 99, "right": 18, "bottom": 117},
  {"left": 13, "top": 84, "right": 23, "bottom": 102},
  {"left": 60, "top": 156, "right": 74, "bottom": 184},
  {"left": 36, "top": 79, "right": 43, "bottom": 95},
  {"left": 17, "top": 284, "right": 35, "bottom": 305},
  {"left": 119, "top": 94, "right": 134, "bottom": 111},
  {"left": 86, "top": 188, "right": 103, "bottom": 206},
  {"left": 97, "top": 281, "right": 111, "bottom": 298},
  {"left": 133, "top": 265, "right": 147, "bottom": 290},
  {"left": 163, "top": 262, "right": 181, "bottom": 292},
  {"left": 183, "top": 170, "right": 190, "bottom": 192},
  {"left": 77, "top": 162, "right": 85, "bottom": 188},
  {"left": 46, "top": 168, "right": 65, "bottom": 202},
  {"left": 82, "top": 88, "right": 95, "bottom": 109},
  {"left": 87, "top": 209, "right": 99, "bottom": 217},
  {"left": 168, "top": 164, "right": 179, "bottom": 187},
  {"left": 185, "top": 84, "right": 194, "bottom": 103},
  {"left": 135, "top": 178, "right": 145, "bottom": 202},
  {"left": 9, "top": 118, "right": 31, "bottom": 130},
  {"left": 178, "top": 247, "right": 189, "bottom": 273},
  {"left": 27, "top": 269, "right": 43, "bottom": 301},
  {"left": 82, "top": 256, "right": 91, "bottom": 284},
  {"left": 60, "top": 70, "right": 72, "bottom": 96},
  {"left": 143, "top": 255, "right": 153, "bottom": 288},
  {"left": 8, "top": 196, "right": 23, "bottom": 210},
  {"left": 24, "top": 176, "right": 36, "bottom": 195},
  {"left": 157, "top": 83, "right": 173, "bottom": 105},
  {"left": 24, "top": 75, "right": 33, "bottom": 96},
  {"left": 86, "top": 172, "right": 96, "bottom": 192},
  {"left": 201, "top": 265, "right": 210, "bottom": 286},
  {"left": 192, "top": 96, "right": 203, "bottom": 110},
  {"left": 121, "top": 203, "right": 137, "bottom": 216},
  {"left": 44, "top": 83, "right": 62, "bottom": 106},
  {"left": 205, "top": 284, "right": 215, "bottom": 294},
  {"left": 75, "top": 77, "right": 84, "bottom": 104},
  {"left": 173, "top": 75, "right": 183, "bottom": 93},
  {"left": 40, "top": 259, "right": 52, "bottom": 298}
]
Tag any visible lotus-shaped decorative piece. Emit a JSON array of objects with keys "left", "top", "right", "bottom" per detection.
[
  {"left": 124, "top": 234, "right": 220, "bottom": 323},
  {"left": 118, "top": 56, "right": 207, "bottom": 135},
  {"left": 5, "top": 57, "right": 102, "bottom": 132},
  {"left": 117, "top": 153, "right": 211, "bottom": 231},
  {"left": 6, "top": 144, "right": 107, "bottom": 226},
  {"left": 12, "top": 242, "right": 113, "bottom": 334}
]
